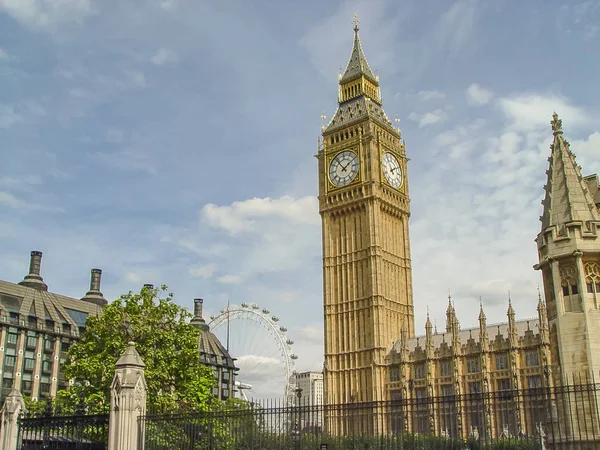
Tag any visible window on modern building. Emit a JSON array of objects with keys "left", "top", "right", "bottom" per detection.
[
  {"left": 528, "top": 376, "right": 542, "bottom": 389},
  {"left": 7, "top": 332, "right": 18, "bottom": 345},
  {"left": 42, "top": 360, "right": 52, "bottom": 373},
  {"left": 22, "top": 380, "right": 33, "bottom": 394},
  {"left": 495, "top": 353, "right": 509, "bottom": 370},
  {"left": 26, "top": 336, "right": 37, "bottom": 349},
  {"left": 24, "top": 358, "right": 35, "bottom": 371},
  {"left": 3, "top": 376, "right": 13, "bottom": 389},
  {"left": 467, "top": 357, "right": 480, "bottom": 374},
  {"left": 525, "top": 350, "right": 539, "bottom": 367},
  {"left": 4, "top": 355, "right": 16, "bottom": 367},
  {"left": 440, "top": 360, "right": 452, "bottom": 377},
  {"left": 44, "top": 339, "right": 54, "bottom": 352},
  {"left": 414, "top": 363, "right": 425, "bottom": 379},
  {"left": 222, "top": 371, "right": 230, "bottom": 382}
]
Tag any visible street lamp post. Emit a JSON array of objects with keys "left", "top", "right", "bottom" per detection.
[{"left": 294, "top": 387, "right": 303, "bottom": 450}]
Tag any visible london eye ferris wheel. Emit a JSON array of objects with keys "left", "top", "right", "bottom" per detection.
[{"left": 208, "top": 303, "right": 298, "bottom": 402}]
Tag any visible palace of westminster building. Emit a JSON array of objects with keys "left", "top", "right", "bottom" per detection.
[
  {"left": 1, "top": 16, "right": 600, "bottom": 443},
  {"left": 319, "top": 20, "right": 600, "bottom": 438}
]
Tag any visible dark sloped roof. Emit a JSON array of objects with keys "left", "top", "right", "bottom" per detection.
[{"left": 0, "top": 279, "right": 102, "bottom": 329}]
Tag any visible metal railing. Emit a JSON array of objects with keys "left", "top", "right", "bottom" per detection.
[
  {"left": 17, "top": 402, "right": 109, "bottom": 450},
  {"left": 140, "top": 382, "right": 600, "bottom": 450}
]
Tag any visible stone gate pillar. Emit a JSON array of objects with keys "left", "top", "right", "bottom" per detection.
[
  {"left": 108, "top": 341, "right": 147, "bottom": 450},
  {"left": 0, "top": 388, "right": 26, "bottom": 450}
]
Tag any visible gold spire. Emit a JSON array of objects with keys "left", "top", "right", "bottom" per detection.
[{"left": 337, "top": 16, "right": 381, "bottom": 104}]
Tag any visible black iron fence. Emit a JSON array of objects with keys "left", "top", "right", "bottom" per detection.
[
  {"left": 18, "top": 407, "right": 109, "bottom": 450},
  {"left": 141, "top": 382, "right": 600, "bottom": 450}
]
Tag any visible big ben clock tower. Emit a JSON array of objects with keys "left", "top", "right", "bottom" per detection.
[{"left": 317, "top": 18, "right": 415, "bottom": 417}]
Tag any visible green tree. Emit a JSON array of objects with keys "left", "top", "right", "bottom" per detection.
[{"left": 58, "top": 285, "right": 215, "bottom": 413}]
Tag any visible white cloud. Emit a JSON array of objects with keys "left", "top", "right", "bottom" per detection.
[
  {"left": 0, "top": 192, "right": 24, "bottom": 209},
  {"left": 466, "top": 83, "right": 494, "bottom": 106},
  {"left": 0, "top": 0, "right": 93, "bottom": 30},
  {"left": 124, "top": 70, "right": 147, "bottom": 88},
  {"left": 408, "top": 109, "right": 447, "bottom": 127},
  {"left": 151, "top": 48, "right": 177, "bottom": 65},
  {"left": 159, "top": 0, "right": 177, "bottom": 10},
  {"left": 217, "top": 274, "right": 244, "bottom": 285},
  {"left": 202, "top": 196, "right": 319, "bottom": 234},
  {"left": 571, "top": 132, "right": 600, "bottom": 175},
  {"left": 0, "top": 105, "right": 22, "bottom": 129},
  {"left": 68, "top": 88, "right": 87, "bottom": 98},
  {"left": 497, "top": 93, "right": 590, "bottom": 132},
  {"left": 0, "top": 175, "right": 43, "bottom": 188},
  {"left": 123, "top": 272, "right": 142, "bottom": 283},
  {"left": 0, "top": 48, "right": 8, "bottom": 60},
  {"left": 187, "top": 263, "right": 216, "bottom": 279},
  {"left": 417, "top": 90, "right": 446, "bottom": 101},
  {"left": 0, "top": 191, "right": 63, "bottom": 213}
]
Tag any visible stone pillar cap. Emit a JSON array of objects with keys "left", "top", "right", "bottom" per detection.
[{"left": 115, "top": 342, "right": 145, "bottom": 369}]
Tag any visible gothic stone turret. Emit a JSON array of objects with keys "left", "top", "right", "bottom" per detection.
[{"left": 534, "top": 113, "right": 600, "bottom": 383}]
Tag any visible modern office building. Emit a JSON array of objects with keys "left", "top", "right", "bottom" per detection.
[
  {"left": 0, "top": 251, "right": 106, "bottom": 402},
  {"left": 292, "top": 371, "right": 324, "bottom": 429},
  {"left": 190, "top": 298, "right": 239, "bottom": 400}
]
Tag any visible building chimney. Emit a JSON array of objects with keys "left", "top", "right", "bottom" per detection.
[
  {"left": 19, "top": 250, "right": 48, "bottom": 291},
  {"left": 81, "top": 269, "right": 107, "bottom": 307},
  {"left": 190, "top": 298, "right": 209, "bottom": 331}
]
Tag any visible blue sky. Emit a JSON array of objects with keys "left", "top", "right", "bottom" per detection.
[{"left": 1, "top": 0, "right": 600, "bottom": 397}]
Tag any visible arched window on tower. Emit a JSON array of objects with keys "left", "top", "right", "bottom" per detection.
[
  {"left": 559, "top": 263, "right": 579, "bottom": 312},
  {"left": 584, "top": 262, "right": 600, "bottom": 294}
]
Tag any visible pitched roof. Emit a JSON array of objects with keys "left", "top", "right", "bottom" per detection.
[
  {"left": 324, "top": 95, "right": 394, "bottom": 133},
  {"left": 0, "top": 279, "right": 102, "bottom": 331},
  {"left": 340, "top": 26, "right": 377, "bottom": 84},
  {"left": 541, "top": 113, "right": 600, "bottom": 230}
]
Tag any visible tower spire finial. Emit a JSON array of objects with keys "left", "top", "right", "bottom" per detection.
[
  {"left": 551, "top": 111, "right": 562, "bottom": 135},
  {"left": 353, "top": 13, "right": 359, "bottom": 32}
]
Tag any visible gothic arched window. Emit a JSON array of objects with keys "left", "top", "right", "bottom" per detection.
[{"left": 584, "top": 262, "right": 600, "bottom": 293}]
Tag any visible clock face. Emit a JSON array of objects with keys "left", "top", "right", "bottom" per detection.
[
  {"left": 329, "top": 151, "right": 359, "bottom": 187},
  {"left": 382, "top": 152, "right": 403, "bottom": 189}
]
